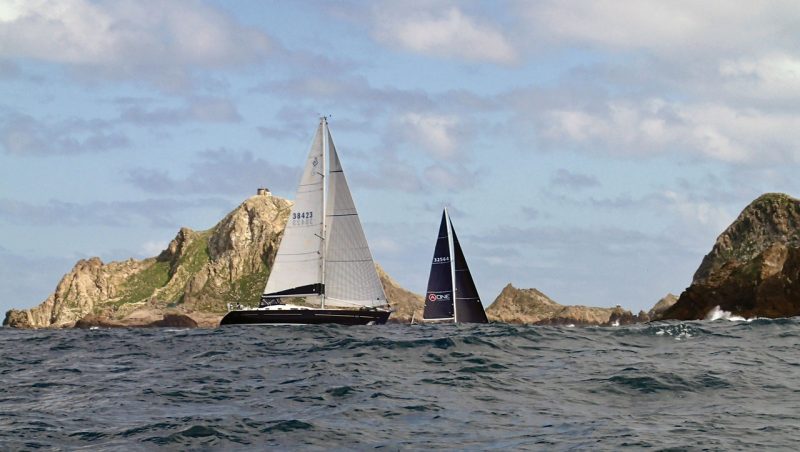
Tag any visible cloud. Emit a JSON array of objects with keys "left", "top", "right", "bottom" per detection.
[
  {"left": 257, "top": 75, "right": 435, "bottom": 117},
  {"left": 124, "top": 149, "right": 298, "bottom": 196},
  {"left": 518, "top": 1, "right": 799, "bottom": 58},
  {"left": 521, "top": 206, "right": 541, "bottom": 220},
  {"left": 0, "top": 197, "right": 230, "bottom": 228},
  {"left": 372, "top": 5, "right": 517, "bottom": 64},
  {"left": 533, "top": 97, "right": 800, "bottom": 164},
  {"left": 0, "top": 0, "right": 272, "bottom": 88},
  {"left": 350, "top": 150, "right": 424, "bottom": 193},
  {"left": 551, "top": 169, "right": 601, "bottom": 190},
  {"left": 421, "top": 163, "right": 479, "bottom": 192},
  {"left": 718, "top": 53, "right": 800, "bottom": 105},
  {"left": 473, "top": 2, "right": 800, "bottom": 165},
  {"left": 662, "top": 190, "right": 735, "bottom": 233},
  {"left": 398, "top": 112, "right": 460, "bottom": 159},
  {"left": 119, "top": 97, "right": 242, "bottom": 125},
  {"left": 0, "top": 114, "right": 129, "bottom": 155}
]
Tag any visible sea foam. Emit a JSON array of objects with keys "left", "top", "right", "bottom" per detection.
[{"left": 704, "top": 305, "right": 749, "bottom": 322}]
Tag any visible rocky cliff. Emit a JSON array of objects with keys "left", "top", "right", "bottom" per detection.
[
  {"left": 4, "top": 194, "right": 291, "bottom": 328},
  {"left": 4, "top": 193, "right": 423, "bottom": 328},
  {"left": 662, "top": 193, "right": 800, "bottom": 320},
  {"left": 485, "top": 284, "right": 644, "bottom": 325}
]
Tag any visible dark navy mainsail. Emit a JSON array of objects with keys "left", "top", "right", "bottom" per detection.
[{"left": 423, "top": 211, "right": 455, "bottom": 320}]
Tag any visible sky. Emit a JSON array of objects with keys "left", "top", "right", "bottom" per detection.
[{"left": 1, "top": 0, "right": 800, "bottom": 315}]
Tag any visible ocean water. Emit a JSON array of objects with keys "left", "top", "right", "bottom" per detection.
[{"left": 2, "top": 320, "right": 800, "bottom": 451}]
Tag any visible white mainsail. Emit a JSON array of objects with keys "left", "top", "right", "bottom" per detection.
[
  {"left": 263, "top": 118, "right": 387, "bottom": 309},
  {"left": 263, "top": 121, "right": 325, "bottom": 298},
  {"left": 323, "top": 129, "right": 387, "bottom": 308}
]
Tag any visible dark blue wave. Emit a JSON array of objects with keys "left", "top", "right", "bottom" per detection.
[{"left": 2, "top": 318, "right": 800, "bottom": 450}]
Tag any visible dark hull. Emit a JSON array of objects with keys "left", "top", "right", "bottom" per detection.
[{"left": 219, "top": 308, "right": 391, "bottom": 326}]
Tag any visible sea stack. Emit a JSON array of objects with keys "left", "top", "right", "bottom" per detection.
[{"left": 662, "top": 193, "right": 800, "bottom": 320}]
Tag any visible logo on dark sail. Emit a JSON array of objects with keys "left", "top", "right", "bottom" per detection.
[{"left": 427, "top": 293, "right": 450, "bottom": 302}]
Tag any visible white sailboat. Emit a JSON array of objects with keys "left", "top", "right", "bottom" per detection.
[{"left": 221, "top": 117, "right": 391, "bottom": 325}]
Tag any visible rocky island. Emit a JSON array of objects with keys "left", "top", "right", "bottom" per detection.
[
  {"left": 661, "top": 193, "right": 800, "bottom": 320},
  {"left": 486, "top": 284, "right": 648, "bottom": 325},
  {"left": 1, "top": 192, "right": 424, "bottom": 328},
  {"left": 4, "top": 191, "right": 665, "bottom": 328}
]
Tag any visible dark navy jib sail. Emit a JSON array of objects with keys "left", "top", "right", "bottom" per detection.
[{"left": 423, "top": 208, "right": 488, "bottom": 323}]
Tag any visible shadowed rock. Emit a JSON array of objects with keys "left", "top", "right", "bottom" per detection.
[
  {"left": 74, "top": 313, "right": 199, "bottom": 329},
  {"left": 662, "top": 193, "right": 800, "bottom": 320}
]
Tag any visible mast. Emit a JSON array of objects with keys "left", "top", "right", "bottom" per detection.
[
  {"left": 320, "top": 116, "right": 328, "bottom": 309},
  {"left": 445, "top": 207, "right": 458, "bottom": 323}
]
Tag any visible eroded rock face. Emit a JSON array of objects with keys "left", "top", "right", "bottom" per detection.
[
  {"left": 485, "top": 284, "right": 643, "bottom": 325},
  {"left": 662, "top": 193, "right": 800, "bottom": 320},
  {"left": 4, "top": 194, "right": 291, "bottom": 328}
]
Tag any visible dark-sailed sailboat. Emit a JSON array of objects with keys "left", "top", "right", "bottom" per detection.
[
  {"left": 422, "top": 208, "right": 488, "bottom": 323},
  {"left": 220, "top": 118, "right": 391, "bottom": 326}
]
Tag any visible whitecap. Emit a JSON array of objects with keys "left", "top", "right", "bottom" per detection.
[{"left": 704, "top": 305, "right": 750, "bottom": 322}]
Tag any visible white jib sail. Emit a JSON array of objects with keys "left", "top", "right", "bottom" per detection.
[
  {"left": 323, "top": 128, "right": 387, "bottom": 308},
  {"left": 263, "top": 121, "right": 325, "bottom": 298}
]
